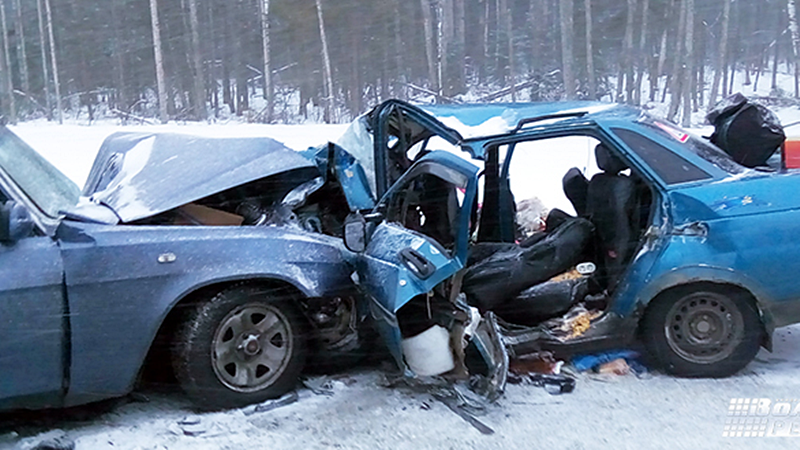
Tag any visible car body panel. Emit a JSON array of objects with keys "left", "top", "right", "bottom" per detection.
[
  {"left": 0, "top": 235, "right": 66, "bottom": 410},
  {"left": 83, "top": 132, "right": 319, "bottom": 223},
  {"left": 354, "top": 151, "right": 479, "bottom": 369},
  {"left": 56, "top": 220, "right": 354, "bottom": 406}
]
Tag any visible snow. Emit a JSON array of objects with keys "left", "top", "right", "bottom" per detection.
[{"left": 5, "top": 107, "right": 800, "bottom": 449}]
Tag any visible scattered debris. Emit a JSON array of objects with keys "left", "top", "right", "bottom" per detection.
[
  {"left": 243, "top": 391, "right": 300, "bottom": 416},
  {"left": 509, "top": 351, "right": 564, "bottom": 375},
  {"left": 548, "top": 306, "right": 603, "bottom": 339},
  {"left": 598, "top": 358, "right": 630, "bottom": 376},
  {"left": 434, "top": 393, "right": 495, "bottom": 435},
  {"left": 571, "top": 350, "right": 640, "bottom": 372},
  {"left": 302, "top": 375, "right": 336, "bottom": 396},
  {"left": 508, "top": 373, "right": 576, "bottom": 395}
]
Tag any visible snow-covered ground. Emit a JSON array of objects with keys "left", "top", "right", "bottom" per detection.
[{"left": 4, "top": 106, "right": 800, "bottom": 450}]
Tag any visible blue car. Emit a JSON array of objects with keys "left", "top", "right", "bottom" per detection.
[{"left": 337, "top": 99, "right": 796, "bottom": 380}]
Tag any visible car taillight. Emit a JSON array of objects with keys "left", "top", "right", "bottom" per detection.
[{"left": 783, "top": 139, "right": 800, "bottom": 169}]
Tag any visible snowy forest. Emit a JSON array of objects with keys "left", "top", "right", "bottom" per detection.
[{"left": 0, "top": 0, "right": 796, "bottom": 125}]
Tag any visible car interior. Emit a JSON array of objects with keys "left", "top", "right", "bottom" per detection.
[{"left": 464, "top": 136, "right": 654, "bottom": 328}]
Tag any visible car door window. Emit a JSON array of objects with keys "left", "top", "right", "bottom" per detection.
[
  {"left": 613, "top": 128, "right": 712, "bottom": 185},
  {"left": 502, "top": 136, "right": 602, "bottom": 236}
]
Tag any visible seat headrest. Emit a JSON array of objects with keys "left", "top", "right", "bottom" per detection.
[{"left": 595, "top": 144, "right": 628, "bottom": 174}]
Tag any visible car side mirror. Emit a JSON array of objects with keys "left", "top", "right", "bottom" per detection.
[
  {"left": 343, "top": 213, "right": 367, "bottom": 253},
  {"left": 0, "top": 201, "right": 34, "bottom": 243}
]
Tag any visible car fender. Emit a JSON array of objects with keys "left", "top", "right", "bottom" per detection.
[
  {"left": 636, "top": 264, "right": 776, "bottom": 349},
  {"left": 58, "top": 223, "right": 354, "bottom": 407}
]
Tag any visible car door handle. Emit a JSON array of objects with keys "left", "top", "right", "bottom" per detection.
[{"left": 399, "top": 248, "right": 435, "bottom": 280}]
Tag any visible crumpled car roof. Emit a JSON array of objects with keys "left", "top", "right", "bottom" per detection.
[{"left": 83, "top": 132, "right": 318, "bottom": 223}]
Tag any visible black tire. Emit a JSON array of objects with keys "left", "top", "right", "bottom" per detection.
[
  {"left": 172, "top": 284, "right": 307, "bottom": 410},
  {"left": 641, "top": 285, "right": 762, "bottom": 378}
]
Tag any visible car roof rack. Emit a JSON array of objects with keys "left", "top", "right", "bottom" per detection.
[{"left": 512, "top": 111, "right": 589, "bottom": 133}]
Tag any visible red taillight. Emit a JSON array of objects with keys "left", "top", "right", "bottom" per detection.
[{"left": 783, "top": 139, "right": 800, "bottom": 169}]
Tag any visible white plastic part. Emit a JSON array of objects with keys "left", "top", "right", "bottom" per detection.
[{"left": 401, "top": 325, "right": 455, "bottom": 376}]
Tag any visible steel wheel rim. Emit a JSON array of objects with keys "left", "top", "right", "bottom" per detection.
[
  {"left": 211, "top": 303, "right": 293, "bottom": 393},
  {"left": 664, "top": 292, "right": 744, "bottom": 365}
]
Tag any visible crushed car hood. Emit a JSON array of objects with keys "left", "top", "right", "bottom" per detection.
[{"left": 82, "top": 132, "right": 319, "bottom": 223}]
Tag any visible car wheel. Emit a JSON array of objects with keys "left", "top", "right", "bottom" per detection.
[
  {"left": 172, "top": 284, "right": 306, "bottom": 409},
  {"left": 642, "top": 285, "right": 761, "bottom": 377}
]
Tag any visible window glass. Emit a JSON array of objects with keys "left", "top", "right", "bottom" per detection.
[{"left": 613, "top": 128, "right": 713, "bottom": 185}]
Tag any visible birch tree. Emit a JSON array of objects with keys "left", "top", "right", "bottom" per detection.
[
  {"left": 788, "top": 0, "right": 800, "bottom": 97},
  {"left": 187, "top": 0, "right": 205, "bottom": 120},
  {"left": 0, "top": 0, "right": 14, "bottom": 123},
  {"left": 44, "top": 0, "right": 61, "bottom": 124},
  {"left": 12, "top": 0, "right": 28, "bottom": 95},
  {"left": 315, "top": 0, "right": 334, "bottom": 123},
  {"left": 585, "top": 0, "right": 596, "bottom": 99},
  {"left": 149, "top": 0, "right": 168, "bottom": 123},
  {"left": 681, "top": 0, "right": 695, "bottom": 127},
  {"left": 420, "top": 0, "right": 439, "bottom": 94},
  {"left": 259, "top": 0, "right": 273, "bottom": 122},
  {"left": 708, "top": 0, "right": 732, "bottom": 109},
  {"left": 633, "top": 0, "right": 649, "bottom": 105},
  {"left": 35, "top": 0, "right": 50, "bottom": 119},
  {"left": 559, "top": 0, "right": 576, "bottom": 99}
]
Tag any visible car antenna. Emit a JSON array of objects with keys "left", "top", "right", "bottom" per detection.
[{"left": 513, "top": 111, "right": 589, "bottom": 133}]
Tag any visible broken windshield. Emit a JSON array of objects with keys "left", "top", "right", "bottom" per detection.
[{"left": 336, "top": 115, "right": 377, "bottom": 196}]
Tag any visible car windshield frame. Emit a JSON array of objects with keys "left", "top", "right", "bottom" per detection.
[{"left": 0, "top": 127, "right": 80, "bottom": 218}]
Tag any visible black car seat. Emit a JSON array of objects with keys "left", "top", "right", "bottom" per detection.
[
  {"left": 562, "top": 167, "right": 589, "bottom": 217},
  {"left": 585, "top": 144, "right": 639, "bottom": 290}
]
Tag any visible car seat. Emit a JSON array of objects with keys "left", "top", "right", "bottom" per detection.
[{"left": 584, "top": 144, "right": 639, "bottom": 290}]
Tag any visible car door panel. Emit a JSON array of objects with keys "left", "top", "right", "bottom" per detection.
[{"left": 0, "top": 236, "right": 66, "bottom": 409}]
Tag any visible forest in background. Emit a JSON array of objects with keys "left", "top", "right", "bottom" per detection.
[{"left": 0, "top": 0, "right": 796, "bottom": 126}]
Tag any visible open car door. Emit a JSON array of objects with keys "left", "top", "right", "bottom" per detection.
[{"left": 348, "top": 151, "right": 507, "bottom": 397}]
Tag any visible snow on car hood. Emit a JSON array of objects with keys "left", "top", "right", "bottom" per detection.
[{"left": 82, "top": 132, "right": 318, "bottom": 223}]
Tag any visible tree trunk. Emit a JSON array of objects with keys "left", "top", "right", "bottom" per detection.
[
  {"left": 633, "top": 0, "right": 649, "bottom": 105},
  {"left": 708, "top": 0, "right": 731, "bottom": 109},
  {"left": 420, "top": 0, "right": 439, "bottom": 93},
  {"left": 559, "top": 0, "right": 575, "bottom": 99},
  {"left": 110, "top": 0, "right": 126, "bottom": 113},
  {"left": 0, "top": 0, "right": 14, "bottom": 123},
  {"left": 585, "top": 0, "right": 596, "bottom": 99},
  {"left": 315, "top": 0, "right": 334, "bottom": 122},
  {"left": 188, "top": 0, "right": 205, "bottom": 120},
  {"left": 12, "top": 0, "right": 28, "bottom": 96},
  {"left": 439, "top": 0, "right": 452, "bottom": 96},
  {"left": 43, "top": 0, "right": 59, "bottom": 123},
  {"left": 453, "top": 0, "right": 465, "bottom": 94},
  {"left": 788, "top": 0, "right": 800, "bottom": 97},
  {"left": 621, "top": 0, "right": 636, "bottom": 104},
  {"left": 258, "top": 0, "right": 273, "bottom": 121},
  {"left": 654, "top": 0, "right": 672, "bottom": 101},
  {"left": 681, "top": 0, "right": 694, "bottom": 127},
  {"left": 35, "top": 0, "right": 50, "bottom": 120},
  {"left": 772, "top": 5, "right": 782, "bottom": 92},
  {"left": 667, "top": 0, "right": 687, "bottom": 121},
  {"left": 149, "top": 0, "right": 168, "bottom": 123}
]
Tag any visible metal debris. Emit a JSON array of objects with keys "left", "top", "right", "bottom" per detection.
[{"left": 243, "top": 391, "right": 299, "bottom": 416}]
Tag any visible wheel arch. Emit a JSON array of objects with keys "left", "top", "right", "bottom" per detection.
[
  {"left": 139, "top": 276, "right": 310, "bottom": 385},
  {"left": 638, "top": 279, "right": 772, "bottom": 351}
]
